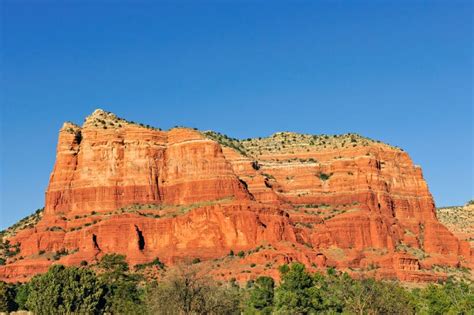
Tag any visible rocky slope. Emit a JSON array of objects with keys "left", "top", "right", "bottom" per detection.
[
  {"left": 437, "top": 201, "right": 474, "bottom": 248},
  {"left": 0, "top": 109, "right": 472, "bottom": 283}
]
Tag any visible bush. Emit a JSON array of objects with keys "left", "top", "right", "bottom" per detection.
[
  {"left": 237, "top": 251, "right": 245, "bottom": 258},
  {"left": 135, "top": 257, "right": 165, "bottom": 270},
  {"left": 318, "top": 172, "right": 332, "bottom": 181},
  {"left": 52, "top": 248, "right": 69, "bottom": 261},
  {"left": 25, "top": 265, "right": 105, "bottom": 314},
  {"left": 47, "top": 226, "right": 63, "bottom": 231},
  {"left": 99, "top": 253, "right": 129, "bottom": 273}
]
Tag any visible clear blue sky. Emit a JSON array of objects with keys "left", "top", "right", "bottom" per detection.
[{"left": 1, "top": 1, "right": 472, "bottom": 230}]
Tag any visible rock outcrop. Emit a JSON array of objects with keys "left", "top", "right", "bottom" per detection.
[{"left": 1, "top": 109, "right": 471, "bottom": 283}]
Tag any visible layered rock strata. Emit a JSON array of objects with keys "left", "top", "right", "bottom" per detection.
[{"left": 1, "top": 110, "right": 471, "bottom": 283}]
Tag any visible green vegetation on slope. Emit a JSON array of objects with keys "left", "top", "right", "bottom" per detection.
[
  {"left": 436, "top": 200, "right": 474, "bottom": 247},
  {"left": 202, "top": 130, "right": 403, "bottom": 157},
  {"left": 0, "top": 208, "right": 44, "bottom": 265},
  {"left": 202, "top": 130, "right": 248, "bottom": 156},
  {"left": 0, "top": 208, "right": 43, "bottom": 239}
]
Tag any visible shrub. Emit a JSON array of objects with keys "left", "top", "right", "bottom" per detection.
[
  {"left": 262, "top": 173, "right": 275, "bottom": 180},
  {"left": 47, "top": 226, "right": 63, "bottom": 232},
  {"left": 25, "top": 265, "right": 105, "bottom": 314},
  {"left": 99, "top": 254, "right": 129, "bottom": 274},
  {"left": 318, "top": 172, "right": 332, "bottom": 181}
]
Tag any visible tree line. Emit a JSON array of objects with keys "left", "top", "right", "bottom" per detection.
[{"left": 0, "top": 254, "right": 472, "bottom": 314}]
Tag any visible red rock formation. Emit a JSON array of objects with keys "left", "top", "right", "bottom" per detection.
[{"left": 0, "top": 110, "right": 471, "bottom": 283}]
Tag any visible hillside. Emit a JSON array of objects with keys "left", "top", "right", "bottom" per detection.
[
  {"left": 437, "top": 201, "right": 474, "bottom": 248},
  {"left": 0, "top": 109, "right": 472, "bottom": 283}
]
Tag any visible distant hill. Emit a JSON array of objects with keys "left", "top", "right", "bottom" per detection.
[{"left": 437, "top": 201, "right": 474, "bottom": 248}]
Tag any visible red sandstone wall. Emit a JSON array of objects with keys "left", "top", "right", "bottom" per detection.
[{"left": 1, "top": 110, "right": 471, "bottom": 283}]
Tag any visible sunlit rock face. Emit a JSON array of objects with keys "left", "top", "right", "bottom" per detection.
[{"left": 1, "top": 110, "right": 471, "bottom": 283}]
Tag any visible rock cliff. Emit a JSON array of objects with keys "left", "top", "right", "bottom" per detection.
[{"left": 1, "top": 109, "right": 471, "bottom": 283}]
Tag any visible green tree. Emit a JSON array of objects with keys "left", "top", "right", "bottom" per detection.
[
  {"left": 311, "top": 269, "right": 349, "bottom": 313},
  {"left": 14, "top": 282, "right": 30, "bottom": 311},
  {"left": 274, "top": 263, "right": 316, "bottom": 314},
  {"left": 422, "top": 283, "right": 451, "bottom": 315},
  {"left": 103, "top": 278, "right": 147, "bottom": 315},
  {"left": 246, "top": 276, "right": 275, "bottom": 314},
  {"left": 443, "top": 280, "right": 474, "bottom": 314},
  {"left": 371, "top": 281, "right": 415, "bottom": 314},
  {"left": 340, "top": 277, "right": 415, "bottom": 315},
  {"left": 25, "top": 264, "right": 105, "bottom": 314},
  {"left": 421, "top": 279, "right": 474, "bottom": 315},
  {"left": 0, "top": 281, "right": 18, "bottom": 312},
  {"left": 98, "top": 254, "right": 147, "bottom": 314}
]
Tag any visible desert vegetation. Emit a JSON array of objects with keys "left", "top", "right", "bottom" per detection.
[
  {"left": 1, "top": 258, "right": 472, "bottom": 314},
  {"left": 437, "top": 201, "right": 474, "bottom": 247},
  {"left": 238, "top": 132, "right": 403, "bottom": 157},
  {"left": 0, "top": 208, "right": 43, "bottom": 239},
  {"left": 202, "top": 130, "right": 403, "bottom": 158}
]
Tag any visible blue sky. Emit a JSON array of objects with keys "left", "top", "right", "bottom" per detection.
[{"left": 1, "top": 1, "right": 472, "bottom": 229}]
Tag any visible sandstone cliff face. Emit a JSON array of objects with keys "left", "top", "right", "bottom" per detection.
[
  {"left": 46, "top": 112, "right": 250, "bottom": 216},
  {"left": 1, "top": 110, "right": 471, "bottom": 283}
]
